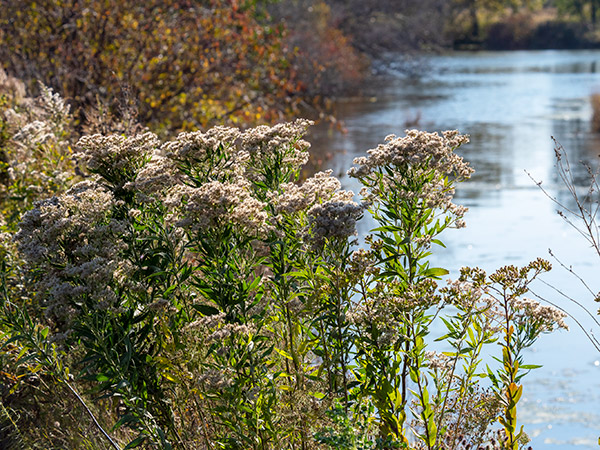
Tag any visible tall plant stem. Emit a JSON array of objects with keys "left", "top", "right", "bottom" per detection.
[{"left": 334, "top": 267, "right": 349, "bottom": 408}]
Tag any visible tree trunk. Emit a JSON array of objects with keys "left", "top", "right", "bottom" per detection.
[{"left": 470, "top": 2, "right": 479, "bottom": 39}]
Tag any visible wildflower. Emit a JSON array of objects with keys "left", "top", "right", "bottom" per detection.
[
  {"left": 348, "top": 129, "right": 472, "bottom": 220},
  {"left": 241, "top": 119, "right": 313, "bottom": 182},
  {"left": 206, "top": 322, "right": 256, "bottom": 344},
  {"left": 348, "top": 129, "right": 471, "bottom": 180},
  {"left": 425, "top": 351, "right": 453, "bottom": 372},
  {"left": 76, "top": 132, "right": 159, "bottom": 183},
  {"left": 241, "top": 119, "right": 312, "bottom": 160},
  {"left": 185, "top": 312, "right": 227, "bottom": 331},
  {"left": 306, "top": 195, "right": 364, "bottom": 249},
  {"left": 441, "top": 278, "right": 486, "bottom": 311},
  {"left": 511, "top": 297, "right": 569, "bottom": 331},
  {"left": 161, "top": 126, "right": 241, "bottom": 161},
  {"left": 164, "top": 178, "right": 269, "bottom": 235},
  {"left": 15, "top": 180, "right": 130, "bottom": 324},
  {"left": 129, "top": 153, "right": 180, "bottom": 198},
  {"left": 37, "top": 82, "right": 71, "bottom": 129},
  {"left": 267, "top": 170, "right": 344, "bottom": 222},
  {"left": 13, "top": 120, "right": 54, "bottom": 145},
  {"left": 349, "top": 248, "right": 379, "bottom": 277}
]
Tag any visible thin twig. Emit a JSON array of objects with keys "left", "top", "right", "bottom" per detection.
[
  {"left": 547, "top": 249, "right": 599, "bottom": 300},
  {"left": 63, "top": 379, "right": 123, "bottom": 450},
  {"left": 536, "top": 279, "right": 600, "bottom": 329},
  {"left": 529, "top": 289, "right": 600, "bottom": 353}
]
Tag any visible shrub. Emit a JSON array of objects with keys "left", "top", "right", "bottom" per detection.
[
  {"left": 270, "top": 1, "right": 369, "bottom": 97},
  {"left": 0, "top": 0, "right": 306, "bottom": 132},
  {"left": 0, "top": 68, "right": 76, "bottom": 231},
  {"left": 484, "top": 13, "right": 536, "bottom": 50},
  {"left": 0, "top": 116, "right": 571, "bottom": 450}
]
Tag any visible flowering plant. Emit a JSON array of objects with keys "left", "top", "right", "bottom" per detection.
[{"left": 1, "top": 117, "right": 569, "bottom": 449}]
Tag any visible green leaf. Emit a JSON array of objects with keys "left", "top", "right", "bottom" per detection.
[
  {"left": 192, "top": 304, "right": 219, "bottom": 316},
  {"left": 274, "top": 348, "right": 293, "bottom": 361},
  {"left": 519, "top": 364, "right": 542, "bottom": 370},
  {"left": 423, "top": 267, "right": 449, "bottom": 278},
  {"left": 124, "top": 436, "right": 146, "bottom": 449},
  {"left": 309, "top": 391, "right": 325, "bottom": 400},
  {"left": 431, "top": 238, "right": 446, "bottom": 248},
  {"left": 113, "top": 414, "right": 140, "bottom": 431}
]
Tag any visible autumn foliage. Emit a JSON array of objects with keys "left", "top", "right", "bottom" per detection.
[{"left": 0, "top": 0, "right": 307, "bottom": 132}]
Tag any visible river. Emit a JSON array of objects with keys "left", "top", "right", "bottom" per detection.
[{"left": 309, "top": 50, "right": 600, "bottom": 448}]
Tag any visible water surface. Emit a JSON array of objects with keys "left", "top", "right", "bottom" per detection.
[{"left": 309, "top": 50, "right": 600, "bottom": 448}]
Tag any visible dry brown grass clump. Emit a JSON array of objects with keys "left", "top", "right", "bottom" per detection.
[{"left": 591, "top": 92, "right": 600, "bottom": 132}]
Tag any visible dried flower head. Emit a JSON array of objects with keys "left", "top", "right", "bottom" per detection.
[
  {"left": 268, "top": 170, "right": 342, "bottom": 216},
  {"left": 510, "top": 297, "right": 569, "bottom": 331},
  {"left": 15, "top": 180, "right": 130, "bottom": 324},
  {"left": 165, "top": 178, "right": 269, "bottom": 236},
  {"left": 241, "top": 119, "right": 312, "bottom": 183},
  {"left": 306, "top": 195, "right": 363, "bottom": 249},
  {"left": 76, "top": 132, "right": 159, "bottom": 185},
  {"left": 348, "top": 129, "right": 472, "bottom": 225},
  {"left": 162, "top": 126, "right": 242, "bottom": 162},
  {"left": 425, "top": 351, "right": 453, "bottom": 372},
  {"left": 37, "top": 82, "right": 71, "bottom": 131},
  {"left": 348, "top": 129, "right": 471, "bottom": 181}
]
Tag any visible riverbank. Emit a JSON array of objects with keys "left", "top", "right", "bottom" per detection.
[{"left": 453, "top": 8, "right": 600, "bottom": 51}]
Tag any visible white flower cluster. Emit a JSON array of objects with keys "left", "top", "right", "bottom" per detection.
[
  {"left": 206, "top": 322, "right": 256, "bottom": 344},
  {"left": 0, "top": 75, "right": 75, "bottom": 215},
  {"left": 442, "top": 278, "right": 487, "bottom": 311},
  {"left": 38, "top": 82, "right": 71, "bottom": 133},
  {"left": 349, "top": 248, "right": 379, "bottom": 278},
  {"left": 186, "top": 311, "right": 228, "bottom": 331},
  {"left": 0, "top": 228, "right": 12, "bottom": 262},
  {"left": 425, "top": 351, "right": 453, "bottom": 372},
  {"left": 348, "top": 129, "right": 471, "bottom": 180},
  {"left": 241, "top": 119, "right": 312, "bottom": 162},
  {"left": 133, "top": 126, "right": 245, "bottom": 198},
  {"left": 348, "top": 129, "right": 473, "bottom": 219},
  {"left": 162, "top": 126, "right": 242, "bottom": 161},
  {"left": 15, "top": 180, "right": 131, "bottom": 322},
  {"left": 267, "top": 170, "right": 341, "bottom": 216},
  {"left": 164, "top": 178, "right": 269, "bottom": 235},
  {"left": 348, "top": 279, "right": 440, "bottom": 347},
  {"left": 185, "top": 311, "right": 256, "bottom": 345},
  {"left": 76, "top": 132, "right": 159, "bottom": 182},
  {"left": 511, "top": 297, "right": 569, "bottom": 332},
  {"left": 133, "top": 120, "right": 312, "bottom": 195},
  {"left": 13, "top": 120, "right": 55, "bottom": 145},
  {"left": 130, "top": 153, "right": 180, "bottom": 199},
  {"left": 123, "top": 121, "right": 317, "bottom": 235},
  {"left": 241, "top": 119, "right": 312, "bottom": 181}
]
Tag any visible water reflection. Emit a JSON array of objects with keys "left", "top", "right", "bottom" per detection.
[{"left": 309, "top": 50, "right": 600, "bottom": 449}]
